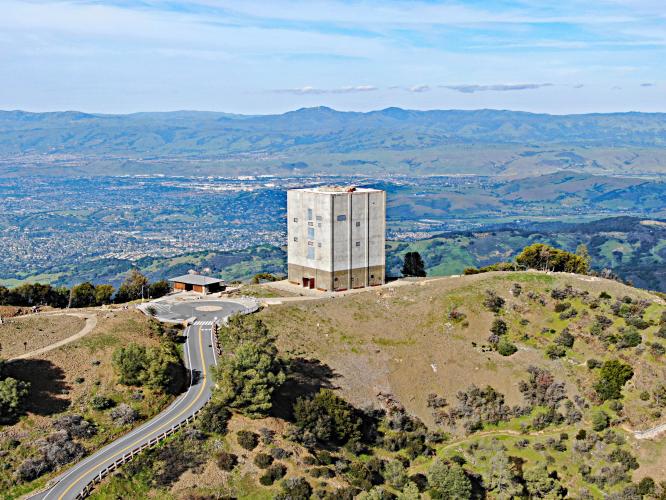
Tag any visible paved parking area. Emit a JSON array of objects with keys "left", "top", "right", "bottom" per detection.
[{"left": 139, "top": 294, "right": 258, "bottom": 324}]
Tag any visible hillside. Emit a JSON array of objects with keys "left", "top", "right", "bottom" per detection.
[
  {"left": 2, "top": 108, "right": 666, "bottom": 177},
  {"left": 81, "top": 271, "right": 666, "bottom": 499}
]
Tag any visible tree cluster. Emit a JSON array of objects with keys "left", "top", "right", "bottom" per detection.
[
  {"left": 112, "top": 341, "right": 183, "bottom": 394},
  {"left": 516, "top": 243, "right": 590, "bottom": 274},
  {"left": 0, "top": 360, "right": 30, "bottom": 424},
  {"left": 214, "top": 315, "right": 285, "bottom": 417}
]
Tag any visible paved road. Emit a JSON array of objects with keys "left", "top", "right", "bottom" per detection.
[{"left": 34, "top": 312, "right": 225, "bottom": 499}]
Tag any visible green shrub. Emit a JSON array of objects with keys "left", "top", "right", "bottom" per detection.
[
  {"left": 89, "top": 395, "right": 115, "bottom": 410},
  {"left": 591, "top": 410, "right": 609, "bottom": 431},
  {"left": 427, "top": 459, "right": 472, "bottom": 500},
  {"left": 586, "top": 359, "right": 602, "bottom": 369},
  {"left": 292, "top": 389, "right": 362, "bottom": 447},
  {"left": 197, "top": 402, "right": 230, "bottom": 434},
  {"left": 275, "top": 477, "right": 312, "bottom": 500},
  {"left": 594, "top": 360, "right": 634, "bottom": 401},
  {"left": 497, "top": 338, "right": 517, "bottom": 357},
  {"left": 254, "top": 452, "right": 274, "bottom": 469},
  {"left": 554, "top": 302, "right": 570, "bottom": 313},
  {"left": 554, "top": 329, "right": 575, "bottom": 348},
  {"left": 237, "top": 430, "right": 259, "bottom": 450},
  {"left": 617, "top": 328, "right": 642, "bottom": 349},
  {"left": 490, "top": 318, "right": 508, "bottom": 336},
  {"left": 545, "top": 344, "right": 566, "bottom": 359}
]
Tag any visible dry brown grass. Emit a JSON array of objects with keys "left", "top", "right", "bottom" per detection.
[
  {"left": 258, "top": 271, "right": 664, "bottom": 429},
  {"left": 0, "top": 314, "right": 86, "bottom": 359}
]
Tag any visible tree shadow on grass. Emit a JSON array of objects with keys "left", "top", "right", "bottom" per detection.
[
  {"left": 4, "top": 359, "right": 71, "bottom": 417},
  {"left": 271, "top": 357, "right": 341, "bottom": 420}
]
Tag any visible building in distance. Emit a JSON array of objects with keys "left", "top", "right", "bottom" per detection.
[
  {"left": 168, "top": 274, "right": 226, "bottom": 294},
  {"left": 287, "top": 186, "right": 386, "bottom": 291}
]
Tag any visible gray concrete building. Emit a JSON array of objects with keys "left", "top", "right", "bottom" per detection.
[{"left": 287, "top": 186, "right": 386, "bottom": 291}]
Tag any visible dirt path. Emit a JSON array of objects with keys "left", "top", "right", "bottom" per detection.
[
  {"left": 628, "top": 422, "right": 666, "bottom": 440},
  {"left": 8, "top": 312, "right": 97, "bottom": 360}
]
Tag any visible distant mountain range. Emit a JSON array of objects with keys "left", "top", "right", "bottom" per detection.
[{"left": 2, "top": 107, "right": 666, "bottom": 177}]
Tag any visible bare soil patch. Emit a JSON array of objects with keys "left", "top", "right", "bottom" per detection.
[{"left": 0, "top": 314, "right": 85, "bottom": 359}]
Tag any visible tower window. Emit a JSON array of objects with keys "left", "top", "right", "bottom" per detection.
[
  {"left": 355, "top": 241, "right": 361, "bottom": 247},
  {"left": 336, "top": 214, "right": 347, "bottom": 222},
  {"left": 356, "top": 221, "right": 361, "bottom": 227},
  {"left": 293, "top": 237, "right": 298, "bottom": 242}
]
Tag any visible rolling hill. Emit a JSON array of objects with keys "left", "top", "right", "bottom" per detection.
[{"left": 2, "top": 108, "right": 666, "bottom": 177}]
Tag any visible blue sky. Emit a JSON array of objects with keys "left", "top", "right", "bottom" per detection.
[{"left": 0, "top": 0, "right": 664, "bottom": 114}]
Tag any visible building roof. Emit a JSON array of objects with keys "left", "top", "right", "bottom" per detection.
[
  {"left": 291, "top": 185, "right": 382, "bottom": 194},
  {"left": 168, "top": 274, "right": 225, "bottom": 286}
]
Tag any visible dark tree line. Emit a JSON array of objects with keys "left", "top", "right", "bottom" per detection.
[{"left": 0, "top": 270, "right": 170, "bottom": 309}]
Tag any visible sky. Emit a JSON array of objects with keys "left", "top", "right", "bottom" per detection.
[{"left": 0, "top": 0, "right": 664, "bottom": 114}]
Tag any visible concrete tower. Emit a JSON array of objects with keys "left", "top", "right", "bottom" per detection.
[{"left": 287, "top": 186, "right": 386, "bottom": 292}]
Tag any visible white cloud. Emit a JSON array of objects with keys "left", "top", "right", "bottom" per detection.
[
  {"left": 273, "top": 85, "right": 378, "bottom": 95},
  {"left": 441, "top": 83, "right": 554, "bottom": 93}
]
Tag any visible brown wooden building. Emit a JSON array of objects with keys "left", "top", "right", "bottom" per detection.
[{"left": 168, "top": 275, "right": 226, "bottom": 294}]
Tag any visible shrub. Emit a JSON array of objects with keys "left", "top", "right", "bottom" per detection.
[
  {"left": 275, "top": 477, "right": 313, "bottom": 500},
  {"left": 587, "top": 359, "right": 602, "bottom": 369},
  {"left": 260, "top": 462, "right": 287, "bottom": 485},
  {"left": 649, "top": 342, "right": 665, "bottom": 356},
  {"left": 559, "top": 308, "right": 578, "bottom": 320},
  {"left": 271, "top": 447, "right": 291, "bottom": 459},
  {"left": 254, "top": 452, "right": 274, "bottom": 469},
  {"left": 600, "top": 291, "right": 611, "bottom": 299},
  {"left": 259, "top": 427, "right": 275, "bottom": 444},
  {"left": 519, "top": 366, "right": 566, "bottom": 409},
  {"left": 53, "top": 414, "right": 97, "bottom": 438},
  {"left": 591, "top": 410, "right": 609, "bottom": 432},
  {"left": 427, "top": 459, "right": 472, "bottom": 500},
  {"left": 112, "top": 343, "right": 148, "bottom": 386},
  {"left": 0, "top": 377, "right": 30, "bottom": 423},
  {"left": 89, "top": 395, "right": 115, "bottom": 410},
  {"left": 16, "top": 458, "right": 50, "bottom": 481},
  {"left": 292, "top": 389, "right": 362, "bottom": 447},
  {"left": 383, "top": 460, "right": 408, "bottom": 489},
  {"left": 617, "top": 328, "right": 642, "bottom": 349},
  {"left": 497, "top": 338, "right": 517, "bottom": 356},
  {"left": 109, "top": 403, "right": 139, "bottom": 425},
  {"left": 237, "top": 430, "right": 259, "bottom": 450},
  {"left": 490, "top": 318, "right": 508, "bottom": 336},
  {"left": 554, "top": 302, "right": 571, "bottom": 313},
  {"left": 483, "top": 290, "right": 505, "bottom": 313},
  {"left": 197, "top": 402, "right": 230, "bottom": 434},
  {"left": 609, "top": 448, "right": 639, "bottom": 471},
  {"left": 638, "top": 477, "right": 656, "bottom": 496},
  {"left": 38, "top": 430, "right": 86, "bottom": 468},
  {"left": 545, "top": 344, "right": 566, "bottom": 359},
  {"left": 216, "top": 451, "right": 238, "bottom": 471},
  {"left": 594, "top": 360, "right": 634, "bottom": 401},
  {"left": 511, "top": 283, "right": 522, "bottom": 297},
  {"left": 555, "top": 328, "right": 575, "bottom": 348}
]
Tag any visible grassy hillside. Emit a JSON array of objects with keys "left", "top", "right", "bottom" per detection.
[
  {"left": 82, "top": 272, "right": 666, "bottom": 499},
  {"left": 0, "top": 309, "right": 181, "bottom": 499}
]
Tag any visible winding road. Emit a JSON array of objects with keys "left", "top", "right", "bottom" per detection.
[{"left": 33, "top": 299, "right": 249, "bottom": 500}]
